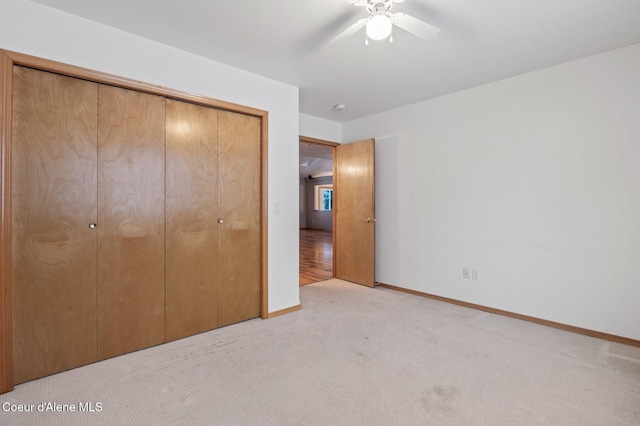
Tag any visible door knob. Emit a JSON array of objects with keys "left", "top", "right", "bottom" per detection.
[
  {"left": 217, "top": 219, "right": 224, "bottom": 224},
  {"left": 89, "top": 223, "right": 97, "bottom": 229},
  {"left": 360, "top": 217, "right": 373, "bottom": 223}
]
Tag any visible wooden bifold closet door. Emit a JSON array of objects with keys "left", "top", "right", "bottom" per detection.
[
  {"left": 12, "top": 67, "right": 99, "bottom": 384},
  {"left": 12, "top": 69, "right": 167, "bottom": 379},
  {"left": 165, "top": 106, "right": 262, "bottom": 336},
  {"left": 165, "top": 100, "right": 219, "bottom": 341},
  {"left": 11, "top": 64, "right": 262, "bottom": 385},
  {"left": 217, "top": 111, "right": 261, "bottom": 327},
  {"left": 96, "top": 85, "right": 166, "bottom": 360}
]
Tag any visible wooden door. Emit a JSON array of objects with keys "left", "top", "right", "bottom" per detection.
[
  {"left": 334, "top": 139, "right": 376, "bottom": 287},
  {"left": 97, "top": 85, "right": 165, "bottom": 360},
  {"left": 165, "top": 100, "right": 219, "bottom": 341},
  {"left": 217, "top": 111, "right": 261, "bottom": 327},
  {"left": 11, "top": 67, "right": 98, "bottom": 383}
]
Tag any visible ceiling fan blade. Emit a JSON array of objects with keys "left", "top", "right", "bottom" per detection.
[
  {"left": 327, "top": 18, "right": 368, "bottom": 47},
  {"left": 393, "top": 12, "right": 440, "bottom": 40}
]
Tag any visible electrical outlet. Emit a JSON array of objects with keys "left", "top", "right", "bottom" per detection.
[
  {"left": 472, "top": 269, "right": 479, "bottom": 281},
  {"left": 463, "top": 268, "right": 470, "bottom": 279}
]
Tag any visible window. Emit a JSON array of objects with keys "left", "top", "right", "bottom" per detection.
[{"left": 314, "top": 184, "right": 333, "bottom": 211}]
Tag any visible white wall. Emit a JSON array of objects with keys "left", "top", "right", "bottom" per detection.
[
  {"left": 299, "top": 113, "right": 341, "bottom": 142},
  {"left": 0, "top": 0, "right": 300, "bottom": 313},
  {"left": 343, "top": 43, "right": 640, "bottom": 340}
]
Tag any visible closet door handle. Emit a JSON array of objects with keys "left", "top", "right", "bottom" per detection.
[
  {"left": 89, "top": 223, "right": 97, "bottom": 229},
  {"left": 217, "top": 219, "right": 224, "bottom": 224}
]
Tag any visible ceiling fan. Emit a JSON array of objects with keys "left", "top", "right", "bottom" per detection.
[{"left": 328, "top": 0, "right": 440, "bottom": 46}]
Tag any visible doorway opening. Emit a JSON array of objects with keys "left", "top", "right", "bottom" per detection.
[{"left": 299, "top": 136, "right": 339, "bottom": 286}]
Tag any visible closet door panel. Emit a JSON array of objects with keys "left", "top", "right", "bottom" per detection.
[
  {"left": 217, "top": 111, "right": 261, "bottom": 327},
  {"left": 97, "top": 85, "right": 165, "bottom": 360},
  {"left": 11, "top": 67, "right": 98, "bottom": 383},
  {"left": 166, "top": 100, "right": 219, "bottom": 341}
]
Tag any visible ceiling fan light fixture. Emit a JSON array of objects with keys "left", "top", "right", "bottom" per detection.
[{"left": 366, "top": 13, "right": 392, "bottom": 40}]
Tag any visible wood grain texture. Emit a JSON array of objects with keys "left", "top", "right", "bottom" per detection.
[
  {"left": 166, "top": 100, "right": 219, "bottom": 341},
  {"left": 267, "top": 304, "right": 301, "bottom": 318},
  {"left": 0, "top": 50, "right": 270, "bottom": 393},
  {"left": 11, "top": 67, "right": 98, "bottom": 383},
  {"left": 300, "top": 229, "right": 333, "bottom": 285},
  {"left": 0, "top": 52, "right": 14, "bottom": 393},
  {"left": 335, "top": 139, "right": 376, "bottom": 287},
  {"left": 260, "top": 115, "right": 268, "bottom": 319},
  {"left": 217, "top": 111, "right": 261, "bottom": 327},
  {"left": 299, "top": 135, "right": 340, "bottom": 147},
  {"left": 97, "top": 85, "right": 165, "bottom": 360},
  {"left": 3, "top": 50, "right": 266, "bottom": 119}
]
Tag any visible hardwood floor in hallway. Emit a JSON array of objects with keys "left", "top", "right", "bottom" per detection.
[{"left": 299, "top": 229, "right": 333, "bottom": 286}]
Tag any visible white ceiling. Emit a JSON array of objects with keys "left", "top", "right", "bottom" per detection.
[
  {"left": 33, "top": 0, "right": 640, "bottom": 122},
  {"left": 299, "top": 141, "right": 333, "bottom": 178}
]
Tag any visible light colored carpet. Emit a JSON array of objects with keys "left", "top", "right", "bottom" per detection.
[{"left": 1, "top": 279, "right": 638, "bottom": 425}]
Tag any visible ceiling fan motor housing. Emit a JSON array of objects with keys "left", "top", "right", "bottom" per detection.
[
  {"left": 364, "top": 0, "right": 395, "bottom": 14},
  {"left": 329, "top": 0, "right": 437, "bottom": 47}
]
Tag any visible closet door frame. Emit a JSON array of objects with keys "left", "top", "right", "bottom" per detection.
[{"left": 0, "top": 49, "right": 269, "bottom": 394}]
